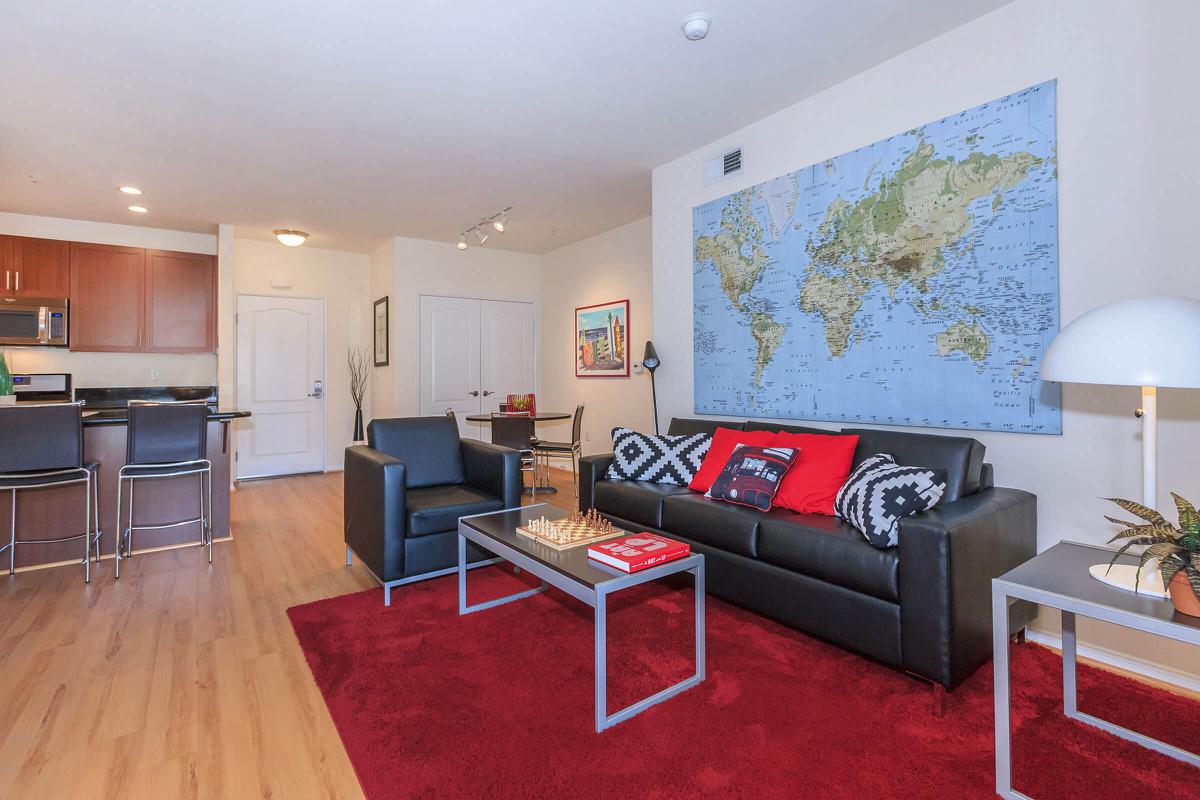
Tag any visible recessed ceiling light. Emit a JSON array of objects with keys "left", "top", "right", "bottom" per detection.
[
  {"left": 128, "top": 205, "right": 148, "bottom": 213},
  {"left": 119, "top": 186, "right": 142, "bottom": 195},
  {"left": 682, "top": 12, "right": 711, "bottom": 41},
  {"left": 274, "top": 229, "right": 309, "bottom": 247}
]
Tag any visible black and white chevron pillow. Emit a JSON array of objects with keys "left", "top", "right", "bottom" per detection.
[
  {"left": 606, "top": 428, "right": 712, "bottom": 486},
  {"left": 835, "top": 453, "right": 947, "bottom": 548}
]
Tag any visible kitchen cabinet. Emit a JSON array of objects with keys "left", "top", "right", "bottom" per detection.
[
  {"left": 69, "top": 242, "right": 146, "bottom": 352},
  {"left": 0, "top": 235, "right": 70, "bottom": 297},
  {"left": 145, "top": 249, "right": 216, "bottom": 352},
  {"left": 69, "top": 242, "right": 216, "bottom": 353}
]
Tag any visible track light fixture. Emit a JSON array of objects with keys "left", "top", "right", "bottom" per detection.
[{"left": 455, "top": 207, "right": 512, "bottom": 251}]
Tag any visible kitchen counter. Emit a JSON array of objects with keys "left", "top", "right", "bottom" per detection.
[{"left": 81, "top": 407, "right": 251, "bottom": 426}]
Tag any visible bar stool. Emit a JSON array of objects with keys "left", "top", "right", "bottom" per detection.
[
  {"left": 114, "top": 401, "right": 212, "bottom": 578},
  {"left": 0, "top": 402, "right": 102, "bottom": 582}
]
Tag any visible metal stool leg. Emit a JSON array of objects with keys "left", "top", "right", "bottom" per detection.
[
  {"left": 114, "top": 475, "right": 123, "bottom": 579},
  {"left": 205, "top": 468, "right": 213, "bottom": 564},
  {"left": 83, "top": 472, "right": 92, "bottom": 584},
  {"left": 9, "top": 488, "right": 16, "bottom": 575},
  {"left": 93, "top": 471, "right": 102, "bottom": 564}
]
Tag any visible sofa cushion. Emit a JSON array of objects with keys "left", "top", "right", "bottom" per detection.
[
  {"left": 705, "top": 444, "right": 799, "bottom": 512},
  {"left": 835, "top": 454, "right": 947, "bottom": 548},
  {"left": 593, "top": 480, "right": 693, "bottom": 529},
  {"left": 844, "top": 428, "right": 983, "bottom": 502},
  {"left": 744, "top": 420, "right": 843, "bottom": 436},
  {"left": 770, "top": 431, "right": 859, "bottom": 515},
  {"left": 688, "top": 428, "right": 777, "bottom": 493},
  {"left": 667, "top": 417, "right": 744, "bottom": 436},
  {"left": 757, "top": 513, "right": 900, "bottom": 602},
  {"left": 368, "top": 416, "right": 466, "bottom": 488},
  {"left": 406, "top": 484, "right": 504, "bottom": 536},
  {"left": 661, "top": 492, "right": 767, "bottom": 557},
  {"left": 607, "top": 428, "right": 711, "bottom": 485}
]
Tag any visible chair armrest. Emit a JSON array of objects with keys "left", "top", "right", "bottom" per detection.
[
  {"left": 578, "top": 453, "right": 615, "bottom": 512},
  {"left": 461, "top": 439, "right": 523, "bottom": 508},
  {"left": 897, "top": 487, "right": 1037, "bottom": 689},
  {"left": 344, "top": 445, "right": 408, "bottom": 582}
]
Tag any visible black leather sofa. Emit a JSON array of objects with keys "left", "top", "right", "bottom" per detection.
[
  {"left": 344, "top": 416, "right": 523, "bottom": 604},
  {"left": 579, "top": 417, "right": 1037, "bottom": 689}
]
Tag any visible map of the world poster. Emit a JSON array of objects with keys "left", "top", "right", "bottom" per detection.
[{"left": 692, "top": 80, "right": 1060, "bottom": 434}]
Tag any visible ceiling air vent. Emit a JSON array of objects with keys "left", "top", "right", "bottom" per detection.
[{"left": 705, "top": 146, "right": 743, "bottom": 185}]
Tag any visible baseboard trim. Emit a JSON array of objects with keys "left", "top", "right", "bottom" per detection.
[{"left": 1025, "top": 628, "right": 1200, "bottom": 695}]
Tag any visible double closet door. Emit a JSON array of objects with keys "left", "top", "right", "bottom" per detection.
[{"left": 419, "top": 295, "right": 536, "bottom": 439}]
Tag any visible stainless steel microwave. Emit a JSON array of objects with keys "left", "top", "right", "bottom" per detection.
[{"left": 0, "top": 297, "right": 69, "bottom": 346}]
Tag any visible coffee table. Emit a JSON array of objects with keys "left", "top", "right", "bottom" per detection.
[
  {"left": 992, "top": 541, "right": 1200, "bottom": 799},
  {"left": 457, "top": 504, "right": 705, "bottom": 732}
]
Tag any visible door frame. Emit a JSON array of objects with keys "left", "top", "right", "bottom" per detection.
[
  {"left": 417, "top": 292, "right": 539, "bottom": 428},
  {"left": 234, "top": 292, "right": 329, "bottom": 477}
]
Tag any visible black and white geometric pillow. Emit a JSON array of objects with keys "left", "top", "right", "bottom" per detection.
[
  {"left": 606, "top": 427, "right": 712, "bottom": 486},
  {"left": 834, "top": 453, "right": 947, "bottom": 548}
]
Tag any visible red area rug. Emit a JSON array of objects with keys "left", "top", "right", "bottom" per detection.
[{"left": 287, "top": 566, "right": 1200, "bottom": 799}]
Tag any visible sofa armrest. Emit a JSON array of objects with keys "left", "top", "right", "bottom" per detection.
[
  {"left": 897, "top": 487, "right": 1037, "bottom": 689},
  {"left": 578, "top": 453, "right": 615, "bottom": 512},
  {"left": 344, "top": 445, "right": 408, "bottom": 582},
  {"left": 462, "top": 438, "right": 523, "bottom": 508}
]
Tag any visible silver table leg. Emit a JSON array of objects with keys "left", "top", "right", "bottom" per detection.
[
  {"left": 993, "top": 583, "right": 1032, "bottom": 799},
  {"left": 457, "top": 532, "right": 546, "bottom": 615}
]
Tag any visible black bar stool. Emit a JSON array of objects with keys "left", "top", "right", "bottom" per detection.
[
  {"left": 0, "top": 402, "right": 101, "bottom": 582},
  {"left": 114, "top": 401, "right": 212, "bottom": 578}
]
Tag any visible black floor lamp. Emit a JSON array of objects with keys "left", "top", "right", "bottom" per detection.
[{"left": 643, "top": 341, "right": 660, "bottom": 434}]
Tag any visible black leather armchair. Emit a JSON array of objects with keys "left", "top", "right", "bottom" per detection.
[{"left": 344, "top": 416, "right": 523, "bottom": 604}]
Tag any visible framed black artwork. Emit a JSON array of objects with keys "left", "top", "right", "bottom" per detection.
[{"left": 373, "top": 296, "right": 390, "bottom": 367}]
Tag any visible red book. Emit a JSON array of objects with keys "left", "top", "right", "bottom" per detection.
[{"left": 587, "top": 533, "right": 690, "bottom": 573}]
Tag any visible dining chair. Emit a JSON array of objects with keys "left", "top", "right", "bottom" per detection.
[
  {"left": 489, "top": 413, "right": 537, "bottom": 494},
  {"left": 534, "top": 404, "right": 584, "bottom": 496}
]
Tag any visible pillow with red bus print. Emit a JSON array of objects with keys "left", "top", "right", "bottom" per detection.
[{"left": 704, "top": 444, "right": 800, "bottom": 512}]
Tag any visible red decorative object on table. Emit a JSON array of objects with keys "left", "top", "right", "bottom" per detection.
[
  {"left": 587, "top": 533, "right": 690, "bottom": 573},
  {"left": 506, "top": 393, "right": 536, "bottom": 415}
]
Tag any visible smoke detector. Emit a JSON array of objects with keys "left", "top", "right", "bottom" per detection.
[{"left": 681, "top": 13, "right": 711, "bottom": 41}]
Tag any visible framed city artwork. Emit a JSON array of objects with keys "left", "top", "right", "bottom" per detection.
[
  {"left": 575, "top": 299, "right": 629, "bottom": 378},
  {"left": 373, "top": 296, "right": 389, "bottom": 367}
]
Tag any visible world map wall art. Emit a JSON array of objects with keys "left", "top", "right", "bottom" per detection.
[{"left": 692, "top": 80, "right": 1060, "bottom": 434}]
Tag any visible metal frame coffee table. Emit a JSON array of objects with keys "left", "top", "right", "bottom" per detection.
[
  {"left": 457, "top": 504, "right": 705, "bottom": 732},
  {"left": 992, "top": 541, "right": 1200, "bottom": 799}
]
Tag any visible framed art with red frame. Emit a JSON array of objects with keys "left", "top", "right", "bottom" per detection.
[{"left": 575, "top": 299, "right": 630, "bottom": 378}]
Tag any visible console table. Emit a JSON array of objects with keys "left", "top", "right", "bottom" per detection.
[{"left": 992, "top": 542, "right": 1200, "bottom": 799}]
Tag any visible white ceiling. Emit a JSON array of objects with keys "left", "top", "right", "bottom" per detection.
[{"left": 0, "top": 0, "right": 1011, "bottom": 254}]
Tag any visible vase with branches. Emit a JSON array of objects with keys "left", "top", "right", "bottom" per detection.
[
  {"left": 348, "top": 346, "right": 370, "bottom": 443},
  {"left": 1106, "top": 494, "right": 1200, "bottom": 617}
]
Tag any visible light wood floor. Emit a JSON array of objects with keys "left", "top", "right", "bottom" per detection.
[
  {"left": 0, "top": 469, "right": 577, "bottom": 799},
  {"left": 0, "top": 469, "right": 1193, "bottom": 798}
]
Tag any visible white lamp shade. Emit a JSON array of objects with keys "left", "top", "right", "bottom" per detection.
[{"left": 1040, "top": 296, "right": 1200, "bottom": 388}]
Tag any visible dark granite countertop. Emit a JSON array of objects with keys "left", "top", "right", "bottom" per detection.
[{"left": 81, "top": 408, "right": 251, "bottom": 427}]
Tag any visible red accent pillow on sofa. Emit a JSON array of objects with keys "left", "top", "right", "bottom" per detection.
[
  {"left": 770, "top": 431, "right": 860, "bottom": 515},
  {"left": 688, "top": 427, "right": 777, "bottom": 493}
]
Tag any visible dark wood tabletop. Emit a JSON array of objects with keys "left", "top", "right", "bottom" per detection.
[{"left": 465, "top": 412, "right": 571, "bottom": 422}]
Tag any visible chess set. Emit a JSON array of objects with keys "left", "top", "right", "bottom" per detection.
[{"left": 516, "top": 509, "right": 622, "bottom": 551}]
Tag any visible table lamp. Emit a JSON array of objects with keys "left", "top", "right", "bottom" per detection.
[
  {"left": 1040, "top": 296, "right": 1200, "bottom": 594},
  {"left": 643, "top": 341, "right": 660, "bottom": 434}
]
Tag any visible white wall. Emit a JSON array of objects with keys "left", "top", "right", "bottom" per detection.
[
  {"left": 540, "top": 217, "right": 654, "bottom": 455},
  {"left": 651, "top": 0, "right": 1200, "bottom": 685},
  {"left": 0, "top": 212, "right": 218, "bottom": 387},
  {"left": 378, "top": 235, "right": 543, "bottom": 421},
  {"left": 368, "top": 238, "right": 397, "bottom": 418},
  {"left": 231, "top": 237, "right": 371, "bottom": 470}
]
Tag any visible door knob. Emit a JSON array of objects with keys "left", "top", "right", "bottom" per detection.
[
  {"left": 469, "top": 390, "right": 480, "bottom": 397},
  {"left": 482, "top": 390, "right": 494, "bottom": 396},
  {"left": 308, "top": 379, "right": 324, "bottom": 399}
]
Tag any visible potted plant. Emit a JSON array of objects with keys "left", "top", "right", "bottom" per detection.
[
  {"left": 1106, "top": 494, "right": 1200, "bottom": 617},
  {"left": 0, "top": 350, "right": 14, "bottom": 405},
  {"left": 348, "top": 345, "right": 369, "bottom": 444}
]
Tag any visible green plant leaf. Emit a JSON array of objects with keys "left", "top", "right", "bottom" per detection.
[
  {"left": 1107, "top": 525, "right": 1176, "bottom": 544},
  {"left": 1104, "top": 515, "right": 1139, "bottom": 528},
  {"left": 1106, "top": 498, "right": 1166, "bottom": 525},
  {"left": 1186, "top": 564, "right": 1200, "bottom": 598},
  {"left": 1161, "top": 557, "right": 1185, "bottom": 588},
  {"left": 1141, "top": 542, "right": 1182, "bottom": 564},
  {"left": 1171, "top": 493, "right": 1200, "bottom": 535}
]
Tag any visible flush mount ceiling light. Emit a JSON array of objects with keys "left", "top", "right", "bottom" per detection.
[
  {"left": 681, "top": 12, "right": 711, "bottom": 41},
  {"left": 274, "top": 229, "right": 309, "bottom": 247},
  {"left": 455, "top": 207, "right": 512, "bottom": 251},
  {"left": 119, "top": 185, "right": 142, "bottom": 195},
  {"left": 128, "top": 205, "right": 148, "bottom": 213}
]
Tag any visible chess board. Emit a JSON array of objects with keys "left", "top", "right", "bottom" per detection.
[{"left": 515, "top": 511, "right": 624, "bottom": 551}]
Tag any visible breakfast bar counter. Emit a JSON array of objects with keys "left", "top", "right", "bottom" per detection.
[{"left": 0, "top": 409, "right": 249, "bottom": 572}]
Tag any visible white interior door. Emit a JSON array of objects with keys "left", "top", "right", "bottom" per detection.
[
  {"left": 419, "top": 295, "right": 482, "bottom": 437},
  {"left": 480, "top": 300, "right": 536, "bottom": 418},
  {"left": 235, "top": 294, "right": 326, "bottom": 478}
]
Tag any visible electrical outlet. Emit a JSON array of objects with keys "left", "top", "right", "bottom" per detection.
[{"left": 150, "top": 368, "right": 161, "bottom": 382}]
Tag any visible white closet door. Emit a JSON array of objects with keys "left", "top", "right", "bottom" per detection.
[
  {"left": 419, "top": 296, "right": 482, "bottom": 437},
  {"left": 480, "top": 300, "right": 537, "bottom": 416}
]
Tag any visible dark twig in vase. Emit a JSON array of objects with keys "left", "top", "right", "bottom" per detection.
[{"left": 348, "top": 346, "right": 370, "bottom": 441}]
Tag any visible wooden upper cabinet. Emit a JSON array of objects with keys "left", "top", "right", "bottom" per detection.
[
  {"left": 12, "top": 236, "right": 71, "bottom": 298},
  {"left": 145, "top": 250, "right": 216, "bottom": 353},
  {"left": 69, "top": 243, "right": 147, "bottom": 352}
]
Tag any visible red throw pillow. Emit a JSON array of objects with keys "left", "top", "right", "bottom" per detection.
[
  {"left": 770, "top": 431, "right": 860, "bottom": 515},
  {"left": 688, "top": 427, "right": 777, "bottom": 493},
  {"left": 705, "top": 444, "right": 799, "bottom": 512}
]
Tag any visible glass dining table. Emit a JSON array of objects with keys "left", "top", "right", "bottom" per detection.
[{"left": 465, "top": 411, "right": 572, "bottom": 492}]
